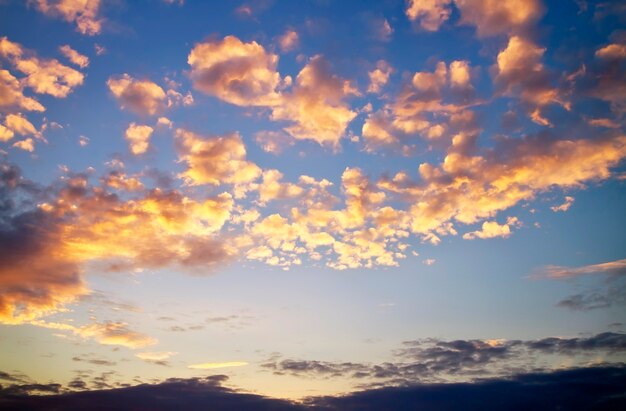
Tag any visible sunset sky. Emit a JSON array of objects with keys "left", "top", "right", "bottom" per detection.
[{"left": 1, "top": 0, "right": 625, "bottom": 408}]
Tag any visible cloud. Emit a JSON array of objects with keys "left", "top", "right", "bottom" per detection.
[
  {"left": 0, "top": 165, "right": 87, "bottom": 324},
  {"left": 4, "top": 113, "right": 40, "bottom": 139},
  {"left": 125, "top": 123, "right": 154, "bottom": 155},
  {"left": 0, "top": 375, "right": 310, "bottom": 410},
  {"left": 0, "top": 161, "right": 236, "bottom": 324},
  {"left": 494, "top": 35, "right": 564, "bottom": 122},
  {"left": 0, "top": 37, "right": 84, "bottom": 98},
  {"left": 462, "top": 217, "right": 520, "bottom": 240},
  {"left": 405, "top": 0, "right": 452, "bottom": 31},
  {"left": 551, "top": 196, "right": 574, "bottom": 212},
  {"left": 367, "top": 60, "right": 393, "bottom": 94},
  {"left": 32, "top": 0, "right": 103, "bottom": 36},
  {"left": 0, "top": 70, "right": 45, "bottom": 113},
  {"left": 455, "top": 0, "right": 545, "bottom": 37},
  {"left": 12, "top": 138, "right": 35, "bottom": 152},
  {"left": 254, "top": 130, "right": 294, "bottom": 154},
  {"left": 271, "top": 55, "right": 358, "bottom": 148},
  {"left": 136, "top": 351, "right": 177, "bottom": 365},
  {"left": 59, "top": 45, "right": 89, "bottom": 68},
  {"left": 361, "top": 60, "right": 476, "bottom": 150},
  {"left": 188, "top": 36, "right": 357, "bottom": 148},
  {"left": 278, "top": 29, "right": 299, "bottom": 53},
  {"left": 174, "top": 128, "right": 261, "bottom": 190},
  {"left": 107, "top": 74, "right": 167, "bottom": 116},
  {"left": 188, "top": 36, "right": 282, "bottom": 107},
  {"left": 532, "top": 259, "right": 626, "bottom": 279},
  {"left": 188, "top": 361, "right": 248, "bottom": 369},
  {"left": 596, "top": 43, "right": 626, "bottom": 60}
]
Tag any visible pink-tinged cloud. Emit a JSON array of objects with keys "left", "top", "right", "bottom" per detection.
[
  {"left": 107, "top": 74, "right": 167, "bottom": 116},
  {"left": 532, "top": 259, "right": 626, "bottom": 279}
]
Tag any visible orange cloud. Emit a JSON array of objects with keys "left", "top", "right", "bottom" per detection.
[
  {"left": 174, "top": 128, "right": 261, "bottom": 190},
  {"left": 0, "top": 37, "right": 84, "bottom": 98},
  {"left": 0, "top": 70, "right": 45, "bottom": 113},
  {"left": 456, "top": 0, "right": 545, "bottom": 37},
  {"left": 59, "top": 45, "right": 89, "bottom": 68},
  {"left": 405, "top": 0, "right": 452, "bottom": 31},
  {"left": 462, "top": 217, "right": 520, "bottom": 240},
  {"left": 271, "top": 55, "right": 358, "bottom": 148},
  {"left": 188, "top": 36, "right": 282, "bottom": 107}
]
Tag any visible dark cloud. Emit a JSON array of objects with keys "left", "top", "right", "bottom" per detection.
[
  {"left": 1, "top": 367, "right": 625, "bottom": 411},
  {"left": 263, "top": 333, "right": 626, "bottom": 383},
  {"left": 312, "top": 366, "right": 626, "bottom": 411},
  {"left": 0, "top": 375, "right": 306, "bottom": 411}
]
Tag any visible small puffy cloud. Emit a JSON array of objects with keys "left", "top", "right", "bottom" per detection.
[
  {"left": 0, "top": 37, "right": 84, "bottom": 99},
  {"left": 0, "top": 70, "right": 45, "bottom": 113},
  {"left": 12, "top": 138, "right": 35, "bottom": 152},
  {"left": 405, "top": 0, "right": 452, "bottom": 31},
  {"left": 188, "top": 361, "right": 248, "bottom": 369},
  {"left": 157, "top": 116, "right": 173, "bottom": 129},
  {"left": 175, "top": 128, "right": 261, "bottom": 188},
  {"left": 278, "top": 29, "right": 299, "bottom": 53},
  {"left": 59, "top": 45, "right": 89, "bottom": 68},
  {"left": 367, "top": 60, "right": 393, "bottom": 94},
  {"left": 107, "top": 74, "right": 167, "bottom": 116},
  {"left": 456, "top": 0, "right": 545, "bottom": 37},
  {"left": 32, "top": 0, "right": 103, "bottom": 36},
  {"left": 125, "top": 123, "right": 154, "bottom": 155},
  {"left": 462, "top": 217, "right": 520, "bottom": 240},
  {"left": 188, "top": 36, "right": 281, "bottom": 106},
  {"left": 551, "top": 196, "right": 574, "bottom": 212},
  {"left": 595, "top": 43, "right": 626, "bottom": 60}
]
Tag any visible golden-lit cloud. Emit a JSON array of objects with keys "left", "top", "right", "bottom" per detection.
[
  {"left": 0, "top": 70, "right": 45, "bottom": 113},
  {"left": 456, "top": 0, "right": 545, "bottom": 37},
  {"left": 0, "top": 37, "right": 84, "bottom": 98},
  {"left": 107, "top": 74, "right": 167, "bottom": 116},
  {"left": 188, "top": 36, "right": 357, "bottom": 148},
  {"left": 175, "top": 128, "right": 261, "bottom": 189},
  {"left": 188, "top": 361, "right": 248, "bottom": 369},
  {"left": 0, "top": 124, "right": 14, "bottom": 141},
  {"left": 136, "top": 351, "right": 177, "bottom": 362},
  {"left": 12, "top": 138, "right": 35, "bottom": 152},
  {"left": 405, "top": 0, "right": 452, "bottom": 31},
  {"left": 271, "top": 55, "right": 358, "bottom": 148},
  {"left": 362, "top": 60, "right": 475, "bottom": 150},
  {"left": 494, "top": 35, "right": 564, "bottom": 123},
  {"left": 4, "top": 113, "right": 40, "bottom": 139},
  {"left": 462, "top": 217, "right": 520, "bottom": 240},
  {"left": 59, "top": 45, "right": 90, "bottom": 68},
  {"left": 188, "top": 36, "right": 282, "bottom": 107},
  {"left": 125, "top": 123, "right": 154, "bottom": 155},
  {"left": 34, "top": 319, "right": 156, "bottom": 348},
  {"left": 32, "top": 0, "right": 103, "bottom": 36}
]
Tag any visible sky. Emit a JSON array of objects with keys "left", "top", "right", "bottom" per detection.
[{"left": 0, "top": 0, "right": 625, "bottom": 408}]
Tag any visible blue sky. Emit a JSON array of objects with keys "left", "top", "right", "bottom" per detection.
[{"left": 0, "top": 0, "right": 625, "bottom": 405}]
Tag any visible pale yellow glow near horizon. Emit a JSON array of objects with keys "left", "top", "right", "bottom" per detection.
[{"left": 188, "top": 361, "right": 249, "bottom": 369}]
